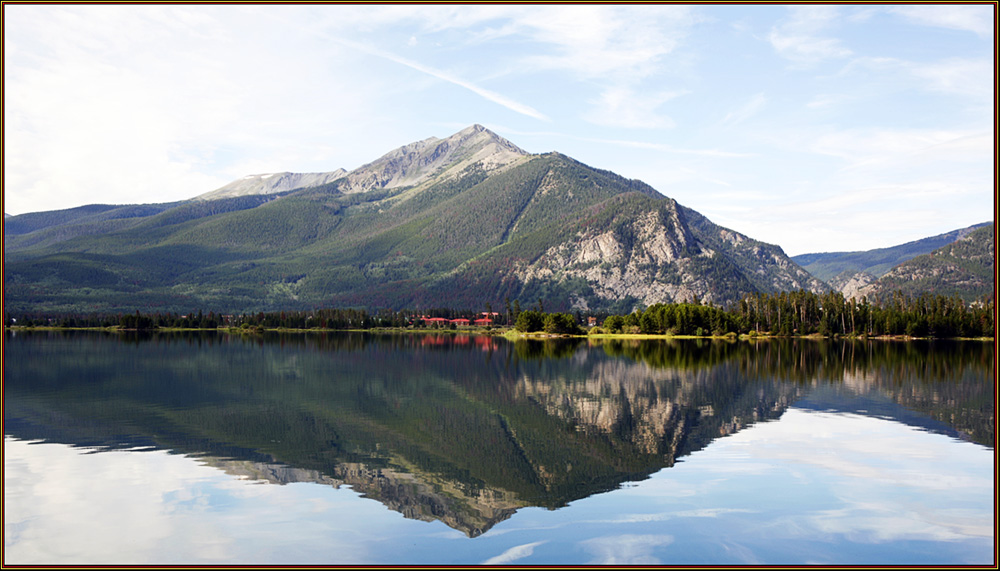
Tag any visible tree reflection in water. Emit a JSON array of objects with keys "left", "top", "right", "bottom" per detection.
[{"left": 4, "top": 330, "right": 994, "bottom": 536}]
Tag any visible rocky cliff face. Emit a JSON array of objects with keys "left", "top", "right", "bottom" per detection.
[
  {"left": 514, "top": 358, "right": 798, "bottom": 460},
  {"left": 202, "top": 457, "right": 522, "bottom": 538},
  {"left": 512, "top": 200, "right": 826, "bottom": 309},
  {"left": 514, "top": 209, "right": 707, "bottom": 308}
]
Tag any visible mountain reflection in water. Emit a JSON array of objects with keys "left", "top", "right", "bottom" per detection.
[{"left": 3, "top": 331, "right": 994, "bottom": 537}]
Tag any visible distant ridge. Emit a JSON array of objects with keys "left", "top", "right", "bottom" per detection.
[
  {"left": 854, "top": 224, "right": 995, "bottom": 303},
  {"left": 196, "top": 170, "right": 348, "bottom": 200},
  {"left": 792, "top": 221, "right": 992, "bottom": 283}
]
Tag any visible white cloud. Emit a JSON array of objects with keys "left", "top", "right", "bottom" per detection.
[
  {"left": 311, "top": 4, "right": 696, "bottom": 82},
  {"left": 769, "top": 5, "right": 853, "bottom": 66},
  {"left": 1, "top": 5, "right": 397, "bottom": 214},
  {"left": 585, "top": 87, "right": 686, "bottom": 129},
  {"left": 670, "top": 408, "right": 996, "bottom": 551},
  {"left": 580, "top": 534, "right": 674, "bottom": 565},
  {"left": 892, "top": 5, "right": 995, "bottom": 38},
  {"left": 4, "top": 442, "right": 236, "bottom": 564},
  {"left": 510, "top": 5, "right": 696, "bottom": 80},
  {"left": 3, "top": 438, "right": 405, "bottom": 565},
  {"left": 833, "top": 54, "right": 993, "bottom": 111},
  {"left": 481, "top": 541, "right": 547, "bottom": 565},
  {"left": 908, "top": 57, "right": 995, "bottom": 104},
  {"left": 674, "top": 508, "right": 758, "bottom": 518}
]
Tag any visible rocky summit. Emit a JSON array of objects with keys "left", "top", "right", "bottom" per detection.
[{"left": 5, "top": 124, "right": 827, "bottom": 314}]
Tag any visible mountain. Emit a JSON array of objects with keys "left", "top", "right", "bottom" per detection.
[
  {"left": 854, "top": 223, "right": 995, "bottom": 303},
  {"left": 4, "top": 124, "right": 826, "bottom": 314},
  {"left": 792, "top": 222, "right": 992, "bottom": 285}
]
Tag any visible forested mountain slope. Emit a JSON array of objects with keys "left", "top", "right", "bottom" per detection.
[
  {"left": 792, "top": 222, "right": 991, "bottom": 287},
  {"left": 855, "top": 224, "right": 995, "bottom": 304}
]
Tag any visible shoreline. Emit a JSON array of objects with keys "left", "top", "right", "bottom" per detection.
[{"left": 4, "top": 325, "right": 994, "bottom": 342}]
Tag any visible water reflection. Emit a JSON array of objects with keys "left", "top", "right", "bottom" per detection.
[{"left": 4, "top": 331, "right": 995, "bottom": 541}]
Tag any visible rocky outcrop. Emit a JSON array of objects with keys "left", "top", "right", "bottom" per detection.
[{"left": 829, "top": 270, "right": 875, "bottom": 299}]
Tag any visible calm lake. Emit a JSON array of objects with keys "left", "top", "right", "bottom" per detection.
[{"left": 3, "top": 330, "right": 995, "bottom": 565}]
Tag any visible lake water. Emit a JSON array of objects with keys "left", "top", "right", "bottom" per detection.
[{"left": 3, "top": 330, "right": 995, "bottom": 565}]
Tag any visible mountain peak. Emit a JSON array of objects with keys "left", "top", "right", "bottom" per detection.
[
  {"left": 452, "top": 123, "right": 526, "bottom": 155},
  {"left": 334, "top": 124, "right": 529, "bottom": 194}
]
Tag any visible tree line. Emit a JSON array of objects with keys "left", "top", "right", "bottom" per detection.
[{"left": 3, "top": 290, "right": 994, "bottom": 338}]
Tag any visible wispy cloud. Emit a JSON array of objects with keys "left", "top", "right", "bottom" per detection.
[
  {"left": 3, "top": 3, "right": 990, "bottom": 257},
  {"left": 583, "top": 137, "right": 756, "bottom": 158},
  {"left": 806, "top": 93, "right": 851, "bottom": 109},
  {"left": 768, "top": 5, "right": 852, "bottom": 66},
  {"left": 809, "top": 128, "right": 992, "bottom": 166},
  {"left": 721, "top": 92, "right": 767, "bottom": 125},
  {"left": 585, "top": 87, "right": 687, "bottom": 129},
  {"left": 891, "top": 5, "right": 995, "bottom": 38},
  {"left": 331, "top": 38, "right": 549, "bottom": 122},
  {"left": 908, "top": 57, "right": 994, "bottom": 104}
]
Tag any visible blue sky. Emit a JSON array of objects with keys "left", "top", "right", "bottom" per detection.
[{"left": 4, "top": 4, "right": 994, "bottom": 254}]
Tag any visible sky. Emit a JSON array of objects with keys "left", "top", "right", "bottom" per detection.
[{"left": 3, "top": 3, "right": 995, "bottom": 255}]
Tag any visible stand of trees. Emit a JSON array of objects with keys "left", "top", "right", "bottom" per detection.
[
  {"left": 599, "top": 290, "right": 994, "bottom": 338},
  {"left": 3, "top": 290, "right": 994, "bottom": 339},
  {"left": 514, "top": 310, "right": 582, "bottom": 335}
]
